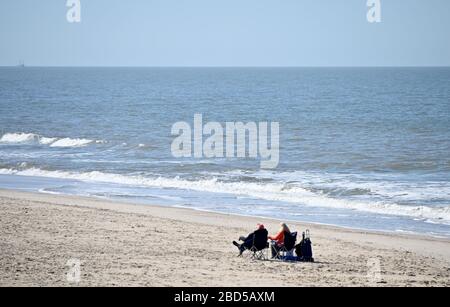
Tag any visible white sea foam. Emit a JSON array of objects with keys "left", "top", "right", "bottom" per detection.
[
  {"left": 38, "top": 188, "right": 63, "bottom": 195},
  {"left": 1, "top": 167, "right": 450, "bottom": 223},
  {"left": 0, "top": 132, "right": 101, "bottom": 148},
  {"left": 40, "top": 137, "right": 58, "bottom": 145},
  {"left": 50, "top": 138, "right": 93, "bottom": 148},
  {"left": 224, "top": 169, "right": 450, "bottom": 204},
  {"left": 0, "top": 133, "right": 40, "bottom": 143}
]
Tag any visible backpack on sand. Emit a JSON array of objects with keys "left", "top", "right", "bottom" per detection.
[{"left": 295, "top": 230, "right": 314, "bottom": 262}]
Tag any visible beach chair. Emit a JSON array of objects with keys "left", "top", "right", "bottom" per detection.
[
  {"left": 242, "top": 229, "right": 269, "bottom": 260},
  {"left": 273, "top": 232, "right": 297, "bottom": 261}
]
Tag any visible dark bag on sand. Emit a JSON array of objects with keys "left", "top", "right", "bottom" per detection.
[{"left": 295, "top": 230, "right": 314, "bottom": 262}]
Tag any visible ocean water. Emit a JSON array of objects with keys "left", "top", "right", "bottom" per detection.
[{"left": 1, "top": 67, "right": 450, "bottom": 237}]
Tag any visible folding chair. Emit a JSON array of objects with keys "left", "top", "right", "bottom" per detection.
[
  {"left": 272, "top": 231, "right": 297, "bottom": 261},
  {"left": 247, "top": 241, "right": 269, "bottom": 261},
  {"left": 242, "top": 229, "right": 269, "bottom": 260}
]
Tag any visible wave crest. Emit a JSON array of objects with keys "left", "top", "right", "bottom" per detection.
[
  {"left": 50, "top": 138, "right": 94, "bottom": 148},
  {"left": 1, "top": 167, "right": 449, "bottom": 223},
  {"left": 0, "top": 132, "right": 101, "bottom": 148},
  {"left": 0, "top": 133, "right": 40, "bottom": 143}
]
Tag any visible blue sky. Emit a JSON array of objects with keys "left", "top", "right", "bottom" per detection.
[{"left": 0, "top": 0, "right": 449, "bottom": 66}]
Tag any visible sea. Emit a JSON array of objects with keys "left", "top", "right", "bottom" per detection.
[{"left": 1, "top": 67, "right": 449, "bottom": 237}]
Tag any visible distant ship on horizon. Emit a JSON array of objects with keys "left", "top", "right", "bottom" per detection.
[{"left": 16, "top": 61, "right": 25, "bottom": 68}]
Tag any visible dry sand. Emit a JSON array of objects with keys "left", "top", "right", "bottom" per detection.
[{"left": 0, "top": 189, "right": 449, "bottom": 287}]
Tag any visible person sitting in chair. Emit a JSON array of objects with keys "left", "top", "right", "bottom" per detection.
[
  {"left": 232, "top": 224, "right": 268, "bottom": 256},
  {"left": 269, "top": 223, "right": 291, "bottom": 258}
]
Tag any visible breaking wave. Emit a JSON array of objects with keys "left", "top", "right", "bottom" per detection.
[
  {"left": 1, "top": 166, "right": 449, "bottom": 224},
  {"left": 0, "top": 133, "right": 102, "bottom": 148}
]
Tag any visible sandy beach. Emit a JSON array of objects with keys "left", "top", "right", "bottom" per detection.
[{"left": 0, "top": 189, "right": 449, "bottom": 287}]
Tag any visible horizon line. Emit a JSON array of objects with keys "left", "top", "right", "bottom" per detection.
[{"left": 1, "top": 65, "right": 450, "bottom": 69}]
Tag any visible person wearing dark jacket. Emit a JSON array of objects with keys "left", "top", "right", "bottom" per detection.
[{"left": 232, "top": 224, "right": 268, "bottom": 256}]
